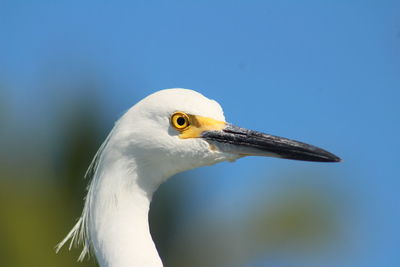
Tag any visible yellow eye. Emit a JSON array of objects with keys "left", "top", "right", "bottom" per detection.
[{"left": 171, "top": 112, "right": 190, "bottom": 130}]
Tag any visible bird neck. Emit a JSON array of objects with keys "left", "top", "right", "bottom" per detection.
[{"left": 88, "top": 145, "right": 166, "bottom": 267}]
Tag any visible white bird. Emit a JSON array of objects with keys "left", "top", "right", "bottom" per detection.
[{"left": 56, "top": 88, "right": 340, "bottom": 267}]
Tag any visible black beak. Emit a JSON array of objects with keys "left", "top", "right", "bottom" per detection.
[{"left": 202, "top": 124, "right": 341, "bottom": 162}]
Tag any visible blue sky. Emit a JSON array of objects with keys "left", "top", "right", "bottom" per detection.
[{"left": 1, "top": 1, "right": 400, "bottom": 266}]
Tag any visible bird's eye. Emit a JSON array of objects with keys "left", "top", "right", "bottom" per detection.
[{"left": 171, "top": 112, "right": 190, "bottom": 130}]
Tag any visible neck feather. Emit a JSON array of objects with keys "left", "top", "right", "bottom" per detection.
[
  {"left": 57, "top": 129, "right": 166, "bottom": 267},
  {"left": 89, "top": 152, "right": 163, "bottom": 267}
]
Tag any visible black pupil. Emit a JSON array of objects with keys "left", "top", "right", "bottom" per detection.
[{"left": 177, "top": 116, "right": 186, "bottom": 126}]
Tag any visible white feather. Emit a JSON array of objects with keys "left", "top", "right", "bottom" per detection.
[{"left": 56, "top": 89, "right": 236, "bottom": 267}]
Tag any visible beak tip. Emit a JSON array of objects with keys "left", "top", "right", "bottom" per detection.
[
  {"left": 334, "top": 156, "right": 342, "bottom": 163},
  {"left": 324, "top": 153, "right": 342, "bottom": 163}
]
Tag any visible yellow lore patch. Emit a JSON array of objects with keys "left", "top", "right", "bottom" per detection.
[
  {"left": 180, "top": 114, "right": 226, "bottom": 139},
  {"left": 170, "top": 112, "right": 226, "bottom": 139}
]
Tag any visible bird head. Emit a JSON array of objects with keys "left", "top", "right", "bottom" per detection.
[{"left": 114, "top": 88, "right": 340, "bottom": 177}]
